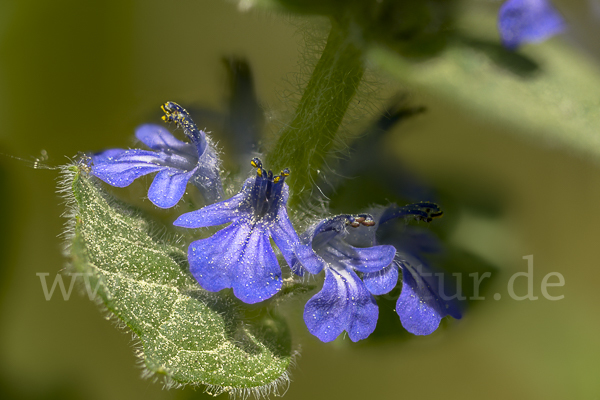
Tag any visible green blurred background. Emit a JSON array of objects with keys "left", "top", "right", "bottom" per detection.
[{"left": 1, "top": 0, "right": 599, "bottom": 399}]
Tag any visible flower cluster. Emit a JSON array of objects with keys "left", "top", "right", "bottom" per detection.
[{"left": 91, "top": 101, "right": 463, "bottom": 342}]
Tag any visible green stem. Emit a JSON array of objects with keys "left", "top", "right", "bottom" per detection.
[{"left": 266, "top": 19, "right": 364, "bottom": 205}]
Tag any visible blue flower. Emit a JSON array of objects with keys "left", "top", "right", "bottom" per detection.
[
  {"left": 498, "top": 0, "right": 566, "bottom": 50},
  {"left": 91, "top": 102, "right": 223, "bottom": 208},
  {"left": 173, "top": 158, "right": 301, "bottom": 304},
  {"left": 375, "top": 203, "right": 463, "bottom": 335},
  {"left": 294, "top": 214, "right": 396, "bottom": 342}
]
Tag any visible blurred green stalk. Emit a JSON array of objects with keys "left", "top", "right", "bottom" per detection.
[{"left": 266, "top": 19, "right": 364, "bottom": 205}]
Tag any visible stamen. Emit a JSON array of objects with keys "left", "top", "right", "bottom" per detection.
[
  {"left": 264, "top": 170, "right": 274, "bottom": 201},
  {"left": 160, "top": 102, "right": 205, "bottom": 149},
  {"left": 412, "top": 202, "right": 443, "bottom": 222},
  {"left": 380, "top": 202, "right": 443, "bottom": 225},
  {"left": 251, "top": 157, "right": 263, "bottom": 177},
  {"left": 273, "top": 168, "right": 290, "bottom": 184},
  {"left": 161, "top": 102, "right": 187, "bottom": 125},
  {"left": 248, "top": 158, "right": 292, "bottom": 217},
  {"left": 361, "top": 216, "right": 376, "bottom": 226},
  {"left": 347, "top": 214, "right": 375, "bottom": 228},
  {"left": 250, "top": 157, "right": 262, "bottom": 169},
  {"left": 429, "top": 210, "right": 443, "bottom": 220}
]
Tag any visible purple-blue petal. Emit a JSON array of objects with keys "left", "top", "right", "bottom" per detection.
[
  {"left": 91, "top": 149, "right": 165, "bottom": 187},
  {"left": 188, "top": 223, "right": 238, "bottom": 293},
  {"left": 93, "top": 148, "right": 126, "bottom": 162},
  {"left": 188, "top": 221, "right": 282, "bottom": 304},
  {"left": 135, "top": 124, "right": 196, "bottom": 156},
  {"left": 294, "top": 242, "right": 326, "bottom": 274},
  {"left": 363, "top": 262, "right": 399, "bottom": 295},
  {"left": 396, "top": 265, "right": 442, "bottom": 335},
  {"left": 147, "top": 167, "right": 195, "bottom": 208},
  {"left": 498, "top": 0, "right": 566, "bottom": 50},
  {"left": 396, "top": 262, "right": 462, "bottom": 335},
  {"left": 230, "top": 224, "right": 282, "bottom": 303},
  {"left": 270, "top": 208, "right": 302, "bottom": 268},
  {"left": 327, "top": 240, "right": 396, "bottom": 273},
  {"left": 304, "top": 267, "right": 378, "bottom": 342},
  {"left": 173, "top": 192, "right": 246, "bottom": 228}
]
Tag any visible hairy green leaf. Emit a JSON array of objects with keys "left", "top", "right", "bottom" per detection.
[{"left": 62, "top": 163, "right": 292, "bottom": 396}]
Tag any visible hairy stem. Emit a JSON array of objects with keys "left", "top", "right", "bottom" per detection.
[{"left": 266, "top": 19, "right": 364, "bottom": 205}]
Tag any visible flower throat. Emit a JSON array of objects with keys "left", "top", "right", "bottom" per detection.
[{"left": 250, "top": 158, "right": 290, "bottom": 218}]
